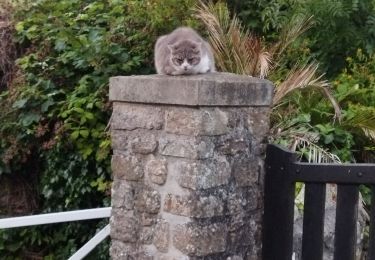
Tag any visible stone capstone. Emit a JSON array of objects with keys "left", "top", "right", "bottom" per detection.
[{"left": 110, "top": 73, "right": 273, "bottom": 106}]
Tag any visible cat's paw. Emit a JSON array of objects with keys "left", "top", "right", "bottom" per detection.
[{"left": 171, "top": 70, "right": 185, "bottom": 76}]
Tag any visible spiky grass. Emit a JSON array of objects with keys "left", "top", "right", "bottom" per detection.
[
  {"left": 194, "top": 1, "right": 271, "bottom": 78},
  {"left": 273, "top": 62, "right": 342, "bottom": 119},
  {"left": 195, "top": 1, "right": 340, "bottom": 116}
]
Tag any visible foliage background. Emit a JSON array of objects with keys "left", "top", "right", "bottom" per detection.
[
  {"left": 0, "top": 0, "right": 374, "bottom": 258},
  {"left": 0, "top": 0, "right": 196, "bottom": 258}
]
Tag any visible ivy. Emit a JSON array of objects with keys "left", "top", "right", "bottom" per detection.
[{"left": 0, "top": 0, "right": 197, "bottom": 258}]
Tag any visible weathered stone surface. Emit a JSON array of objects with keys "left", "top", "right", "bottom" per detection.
[
  {"left": 246, "top": 107, "right": 271, "bottom": 137},
  {"left": 159, "top": 135, "right": 214, "bottom": 159},
  {"left": 172, "top": 157, "right": 230, "bottom": 190},
  {"left": 110, "top": 209, "right": 139, "bottom": 242},
  {"left": 111, "top": 180, "right": 134, "bottom": 209},
  {"left": 131, "top": 134, "right": 158, "bottom": 154},
  {"left": 110, "top": 130, "right": 128, "bottom": 151},
  {"left": 164, "top": 194, "right": 224, "bottom": 218},
  {"left": 110, "top": 73, "right": 274, "bottom": 106},
  {"left": 111, "top": 130, "right": 158, "bottom": 153},
  {"left": 145, "top": 157, "right": 168, "bottom": 185},
  {"left": 133, "top": 252, "right": 154, "bottom": 260},
  {"left": 153, "top": 219, "right": 170, "bottom": 253},
  {"left": 165, "top": 107, "right": 229, "bottom": 136},
  {"left": 141, "top": 212, "right": 156, "bottom": 226},
  {"left": 227, "top": 188, "right": 260, "bottom": 215},
  {"left": 232, "top": 159, "right": 260, "bottom": 187},
  {"left": 173, "top": 222, "right": 227, "bottom": 256},
  {"left": 135, "top": 188, "right": 161, "bottom": 214},
  {"left": 111, "top": 103, "right": 163, "bottom": 130},
  {"left": 110, "top": 240, "right": 135, "bottom": 260},
  {"left": 140, "top": 227, "right": 154, "bottom": 244},
  {"left": 158, "top": 256, "right": 189, "bottom": 260},
  {"left": 112, "top": 154, "right": 144, "bottom": 181},
  {"left": 217, "top": 139, "right": 250, "bottom": 156},
  {"left": 227, "top": 256, "right": 243, "bottom": 260}
]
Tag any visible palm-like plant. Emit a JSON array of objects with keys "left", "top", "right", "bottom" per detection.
[{"left": 195, "top": 0, "right": 341, "bottom": 162}]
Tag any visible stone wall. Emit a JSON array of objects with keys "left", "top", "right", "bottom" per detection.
[{"left": 109, "top": 73, "right": 273, "bottom": 260}]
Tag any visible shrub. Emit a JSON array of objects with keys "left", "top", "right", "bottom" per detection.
[{"left": 0, "top": 0, "right": 197, "bottom": 258}]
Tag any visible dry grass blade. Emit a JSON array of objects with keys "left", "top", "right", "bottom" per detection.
[
  {"left": 342, "top": 106, "right": 375, "bottom": 140},
  {"left": 294, "top": 137, "right": 342, "bottom": 163},
  {"left": 273, "top": 62, "right": 341, "bottom": 119},
  {"left": 194, "top": 0, "right": 271, "bottom": 77}
]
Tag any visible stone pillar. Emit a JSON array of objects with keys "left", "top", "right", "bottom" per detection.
[{"left": 109, "top": 73, "right": 273, "bottom": 260}]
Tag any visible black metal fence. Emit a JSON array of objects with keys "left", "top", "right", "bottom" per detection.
[{"left": 262, "top": 144, "right": 375, "bottom": 260}]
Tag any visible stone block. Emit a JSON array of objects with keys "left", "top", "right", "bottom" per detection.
[
  {"left": 245, "top": 107, "right": 271, "bottom": 138},
  {"left": 227, "top": 188, "right": 260, "bottom": 216},
  {"left": 110, "top": 130, "right": 128, "bottom": 151},
  {"left": 111, "top": 130, "right": 158, "bottom": 153},
  {"left": 145, "top": 157, "right": 168, "bottom": 185},
  {"left": 111, "top": 180, "right": 134, "bottom": 209},
  {"left": 172, "top": 157, "right": 230, "bottom": 190},
  {"left": 227, "top": 256, "right": 244, "bottom": 260},
  {"left": 153, "top": 219, "right": 170, "bottom": 253},
  {"left": 130, "top": 134, "right": 158, "bottom": 154},
  {"left": 232, "top": 159, "right": 260, "bottom": 187},
  {"left": 140, "top": 227, "right": 154, "bottom": 244},
  {"left": 112, "top": 154, "right": 144, "bottom": 181},
  {"left": 110, "top": 209, "right": 139, "bottom": 242},
  {"left": 111, "top": 103, "right": 163, "bottom": 130},
  {"left": 110, "top": 240, "right": 135, "bottom": 260},
  {"left": 159, "top": 135, "right": 214, "bottom": 159},
  {"left": 173, "top": 222, "right": 227, "bottom": 256},
  {"left": 164, "top": 194, "right": 224, "bottom": 218},
  {"left": 135, "top": 188, "right": 161, "bottom": 214},
  {"left": 165, "top": 107, "right": 229, "bottom": 136},
  {"left": 141, "top": 212, "right": 156, "bottom": 226},
  {"left": 217, "top": 139, "right": 250, "bottom": 156}
]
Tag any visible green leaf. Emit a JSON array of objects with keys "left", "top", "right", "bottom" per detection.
[
  {"left": 15, "top": 22, "right": 24, "bottom": 32},
  {"left": 324, "top": 134, "right": 334, "bottom": 144},
  {"left": 12, "top": 99, "right": 28, "bottom": 109},
  {"left": 21, "top": 113, "right": 41, "bottom": 126},
  {"left": 71, "top": 130, "right": 79, "bottom": 140},
  {"left": 84, "top": 112, "right": 94, "bottom": 120},
  {"left": 80, "top": 129, "right": 89, "bottom": 138},
  {"left": 41, "top": 100, "right": 54, "bottom": 112},
  {"left": 55, "top": 39, "right": 67, "bottom": 51}
]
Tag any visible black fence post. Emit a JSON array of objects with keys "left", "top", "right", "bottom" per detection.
[{"left": 262, "top": 144, "right": 297, "bottom": 260}]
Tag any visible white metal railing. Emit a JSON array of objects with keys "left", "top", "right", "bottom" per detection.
[{"left": 0, "top": 207, "right": 111, "bottom": 260}]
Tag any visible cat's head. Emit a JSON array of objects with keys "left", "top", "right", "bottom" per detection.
[{"left": 168, "top": 40, "right": 202, "bottom": 73}]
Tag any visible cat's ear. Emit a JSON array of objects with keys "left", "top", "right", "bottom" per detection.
[{"left": 194, "top": 41, "right": 202, "bottom": 50}]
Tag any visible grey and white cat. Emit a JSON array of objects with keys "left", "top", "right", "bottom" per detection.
[{"left": 154, "top": 27, "right": 215, "bottom": 75}]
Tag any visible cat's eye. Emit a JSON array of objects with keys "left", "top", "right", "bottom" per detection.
[
  {"left": 188, "top": 58, "right": 196, "bottom": 64},
  {"left": 174, "top": 58, "right": 183, "bottom": 65}
]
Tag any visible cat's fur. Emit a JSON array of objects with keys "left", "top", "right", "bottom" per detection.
[{"left": 154, "top": 27, "right": 215, "bottom": 75}]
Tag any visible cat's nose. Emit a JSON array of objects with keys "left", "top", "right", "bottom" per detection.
[{"left": 184, "top": 66, "right": 188, "bottom": 70}]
